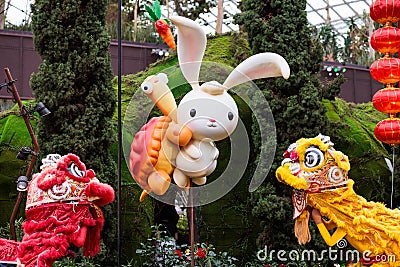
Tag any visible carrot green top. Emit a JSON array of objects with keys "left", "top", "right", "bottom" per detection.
[{"left": 145, "top": 0, "right": 171, "bottom": 25}]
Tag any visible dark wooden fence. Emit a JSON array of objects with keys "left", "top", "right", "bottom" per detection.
[
  {"left": 0, "top": 30, "right": 383, "bottom": 104},
  {"left": 0, "top": 30, "right": 167, "bottom": 100},
  {"left": 321, "top": 61, "right": 383, "bottom": 103}
]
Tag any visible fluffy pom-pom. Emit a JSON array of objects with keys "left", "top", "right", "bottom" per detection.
[{"left": 85, "top": 182, "right": 115, "bottom": 206}]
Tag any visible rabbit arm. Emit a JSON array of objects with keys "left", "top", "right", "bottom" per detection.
[
  {"left": 213, "top": 146, "right": 219, "bottom": 160},
  {"left": 182, "top": 143, "right": 201, "bottom": 159},
  {"left": 166, "top": 122, "right": 192, "bottom": 146}
]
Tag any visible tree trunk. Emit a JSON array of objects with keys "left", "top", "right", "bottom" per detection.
[
  {"left": 216, "top": 0, "right": 223, "bottom": 34},
  {"left": 133, "top": 0, "right": 138, "bottom": 42},
  {"left": 166, "top": 0, "right": 170, "bottom": 18},
  {"left": 0, "top": 0, "right": 5, "bottom": 29},
  {"left": 325, "top": 0, "right": 331, "bottom": 24}
]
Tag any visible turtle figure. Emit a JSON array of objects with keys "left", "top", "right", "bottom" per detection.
[{"left": 130, "top": 73, "right": 192, "bottom": 202}]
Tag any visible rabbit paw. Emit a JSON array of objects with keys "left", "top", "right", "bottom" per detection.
[
  {"left": 173, "top": 168, "right": 190, "bottom": 188},
  {"left": 192, "top": 176, "right": 207, "bottom": 185},
  {"left": 182, "top": 143, "right": 202, "bottom": 159}
]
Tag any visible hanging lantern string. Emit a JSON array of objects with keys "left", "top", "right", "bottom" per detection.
[
  {"left": 391, "top": 146, "right": 395, "bottom": 209},
  {"left": 370, "top": 0, "right": 400, "bottom": 208}
]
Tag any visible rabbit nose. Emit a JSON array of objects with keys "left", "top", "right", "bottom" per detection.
[{"left": 209, "top": 119, "right": 216, "bottom": 123}]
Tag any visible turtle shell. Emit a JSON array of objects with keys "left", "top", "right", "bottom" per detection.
[{"left": 130, "top": 116, "right": 173, "bottom": 192}]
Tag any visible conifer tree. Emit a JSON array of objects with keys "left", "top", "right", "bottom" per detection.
[
  {"left": 235, "top": 0, "right": 337, "bottom": 253},
  {"left": 30, "top": 0, "right": 117, "bottom": 263}
]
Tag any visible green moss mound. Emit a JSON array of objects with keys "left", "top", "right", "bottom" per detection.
[
  {"left": 0, "top": 103, "right": 37, "bottom": 226},
  {"left": 323, "top": 98, "right": 391, "bottom": 202}
]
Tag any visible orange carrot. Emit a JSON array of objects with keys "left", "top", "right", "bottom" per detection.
[
  {"left": 145, "top": 1, "right": 176, "bottom": 50},
  {"left": 155, "top": 19, "right": 176, "bottom": 50}
]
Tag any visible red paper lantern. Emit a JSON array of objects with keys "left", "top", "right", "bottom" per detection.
[
  {"left": 370, "top": 58, "right": 400, "bottom": 84},
  {"left": 373, "top": 88, "right": 400, "bottom": 114},
  {"left": 372, "top": 87, "right": 400, "bottom": 114},
  {"left": 370, "top": 0, "right": 400, "bottom": 24},
  {"left": 374, "top": 118, "right": 400, "bottom": 146},
  {"left": 370, "top": 27, "right": 400, "bottom": 54}
]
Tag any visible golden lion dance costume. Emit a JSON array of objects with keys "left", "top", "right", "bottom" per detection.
[
  {"left": 276, "top": 134, "right": 400, "bottom": 266},
  {"left": 0, "top": 153, "right": 114, "bottom": 267}
]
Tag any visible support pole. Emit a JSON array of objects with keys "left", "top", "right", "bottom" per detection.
[
  {"left": 188, "top": 183, "right": 196, "bottom": 267},
  {"left": 190, "top": 201, "right": 195, "bottom": 267},
  {"left": 5, "top": 68, "right": 39, "bottom": 241},
  {"left": 117, "top": 0, "right": 122, "bottom": 265}
]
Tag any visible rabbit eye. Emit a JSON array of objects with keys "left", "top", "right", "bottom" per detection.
[
  {"left": 190, "top": 109, "right": 196, "bottom": 117},
  {"left": 228, "top": 112, "right": 234, "bottom": 121}
]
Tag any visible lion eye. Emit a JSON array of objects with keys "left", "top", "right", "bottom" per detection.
[
  {"left": 328, "top": 166, "right": 345, "bottom": 183},
  {"left": 304, "top": 146, "right": 324, "bottom": 168},
  {"left": 68, "top": 162, "right": 85, "bottom": 177}
]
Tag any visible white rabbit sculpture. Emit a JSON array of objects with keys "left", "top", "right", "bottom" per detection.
[{"left": 130, "top": 16, "right": 290, "bottom": 201}]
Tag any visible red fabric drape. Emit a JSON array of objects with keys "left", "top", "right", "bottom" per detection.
[{"left": 18, "top": 202, "right": 103, "bottom": 267}]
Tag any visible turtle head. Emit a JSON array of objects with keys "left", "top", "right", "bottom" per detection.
[{"left": 141, "top": 73, "right": 177, "bottom": 122}]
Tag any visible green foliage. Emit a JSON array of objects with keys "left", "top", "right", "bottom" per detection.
[
  {"left": 53, "top": 255, "right": 100, "bottom": 267},
  {"left": 30, "top": 0, "right": 117, "bottom": 265},
  {"left": 135, "top": 226, "right": 237, "bottom": 266},
  {"left": 234, "top": 0, "right": 341, "bottom": 257},
  {"left": 0, "top": 218, "right": 24, "bottom": 241},
  {"left": 341, "top": 14, "right": 376, "bottom": 66},
  {"left": 316, "top": 24, "right": 341, "bottom": 61}
]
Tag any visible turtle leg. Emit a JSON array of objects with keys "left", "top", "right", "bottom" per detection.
[
  {"left": 192, "top": 176, "right": 207, "bottom": 185},
  {"left": 173, "top": 168, "right": 190, "bottom": 189},
  {"left": 148, "top": 170, "right": 171, "bottom": 195},
  {"left": 139, "top": 191, "right": 149, "bottom": 202}
]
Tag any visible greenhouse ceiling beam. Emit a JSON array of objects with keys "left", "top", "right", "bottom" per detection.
[
  {"left": 309, "top": 0, "right": 370, "bottom": 13},
  {"left": 308, "top": 1, "right": 347, "bottom": 25},
  {"left": 200, "top": 8, "right": 236, "bottom": 32},
  {"left": 307, "top": 0, "right": 372, "bottom": 33}
]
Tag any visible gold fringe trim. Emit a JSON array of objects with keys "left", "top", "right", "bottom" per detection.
[
  {"left": 333, "top": 150, "right": 350, "bottom": 171},
  {"left": 295, "top": 209, "right": 311, "bottom": 245},
  {"left": 307, "top": 180, "right": 400, "bottom": 259}
]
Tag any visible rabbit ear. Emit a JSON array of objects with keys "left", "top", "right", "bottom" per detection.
[
  {"left": 170, "top": 16, "right": 206, "bottom": 90},
  {"left": 223, "top": 53, "right": 290, "bottom": 90}
]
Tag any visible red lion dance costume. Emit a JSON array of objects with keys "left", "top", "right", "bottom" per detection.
[{"left": 0, "top": 153, "right": 114, "bottom": 267}]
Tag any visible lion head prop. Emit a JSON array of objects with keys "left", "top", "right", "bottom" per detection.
[
  {"left": 276, "top": 134, "right": 400, "bottom": 266},
  {"left": 0, "top": 153, "right": 114, "bottom": 267}
]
